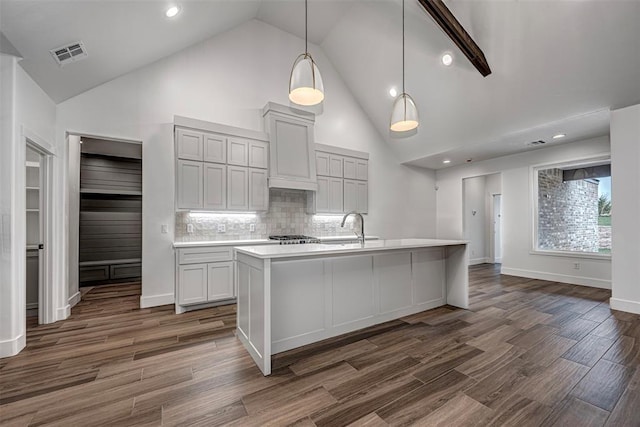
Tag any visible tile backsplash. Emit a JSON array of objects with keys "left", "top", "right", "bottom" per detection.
[{"left": 175, "top": 188, "right": 356, "bottom": 241}]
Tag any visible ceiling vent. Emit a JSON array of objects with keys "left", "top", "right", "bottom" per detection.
[
  {"left": 50, "top": 41, "right": 87, "bottom": 66},
  {"left": 527, "top": 140, "right": 547, "bottom": 147}
]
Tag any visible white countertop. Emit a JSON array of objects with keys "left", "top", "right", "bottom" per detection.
[
  {"left": 173, "top": 235, "right": 379, "bottom": 248},
  {"left": 234, "top": 238, "right": 468, "bottom": 259}
]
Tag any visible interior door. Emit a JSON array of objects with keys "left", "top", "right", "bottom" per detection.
[{"left": 493, "top": 194, "right": 502, "bottom": 263}]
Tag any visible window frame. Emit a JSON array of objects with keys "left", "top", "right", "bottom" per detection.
[{"left": 530, "top": 154, "right": 612, "bottom": 259}]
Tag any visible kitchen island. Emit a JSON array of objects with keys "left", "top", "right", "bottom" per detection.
[{"left": 234, "top": 239, "right": 468, "bottom": 375}]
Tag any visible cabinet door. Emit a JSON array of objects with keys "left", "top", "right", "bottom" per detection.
[
  {"left": 344, "top": 179, "right": 357, "bottom": 212},
  {"left": 203, "top": 133, "right": 226, "bottom": 163},
  {"left": 177, "top": 160, "right": 203, "bottom": 209},
  {"left": 356, "top": 159, "right": 368, "bottom": 181},
  {"left": 268, "top": 114, "right": 316, "bottom": 184},
  {"left": 356, "top": 181, "right": 368, "bottom": 213},
  {"left": 228, "top": 138, "right": 249, "bottom": 166},
  {"left": 315, "top": 177, "right": 329, "bottom": 212},
  {"left": 329, "top": 155, "right": 343, "bottom": 178},
  {"left": 178, "top": 263, "right": 207, "bottom": 305},
  {"left": 329, "top": 178, "right": 344, "bottom": 213},
  {"left": 208, "top": 261, "right": 234, "bottom": 301},
  {"left": 343, "top": 157, "right": 357, "bottom": 179},
  {"left": 204, "top": 163, "right": 226, "bottom": 210},
  {"left": 316, "top": 152, "right": 330, "bottom": 176},
  {"left": 248, "top": 141, "right": 268, "bottom": 169},
  {"left": 227, "top": 166, "right": 249, "bottom": 210},
  {"left": 176, "top": 129, "right": 203, "bottom": 161},
  {"left": 249, "top": 168, "right": 269, "bottom": 211}
]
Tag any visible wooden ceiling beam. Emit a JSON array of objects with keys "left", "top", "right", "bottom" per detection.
[{"left": 417, "top": 0, "right": 492, "bottom": 77}]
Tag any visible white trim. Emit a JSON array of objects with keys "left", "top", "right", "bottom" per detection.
[
  {"left": 140, "top": 292, "right": 174, "bottom": 308},
  {"left": 315, "top": 143, "right": 369, "bottom": 160},
  {"left": 501, "top": 267, "right": 611, "bottom": 289},
  {"left": 0, "top": 334, "right": 26, "bottom": 358},
  {"left": 23, "top": 127, "right": 56, "bottom": 156},
  {"left": 174, "top": 115, "right": 269, "bottom": 142},
  {"left": 68, "top": 291, "right": 81, "bottom": 308},
  {"left": 530, "top": 249, "right": 611, "bottom": 261},
  {"left": 610, "top": 297, "right": 640, "bottom": 315},
  {"left": 66, "top": 131, "right": 142, "bottom": 145},
  {"left": 494, "top": 257, "right": 503, "bottom": 263},
  {"left": 469, "top": 257, "right": 490, "bottom": 266},
  {"left": 57, "top": 304, "right": 70, "bottom": 319}
]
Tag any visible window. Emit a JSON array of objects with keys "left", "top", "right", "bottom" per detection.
[{"left": 534, "top": 158, "right": 611, "bottom": 255}]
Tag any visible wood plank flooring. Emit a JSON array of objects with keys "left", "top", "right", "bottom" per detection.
[{"left": 2, "top": 265, "right": 640, "bottom": 426}]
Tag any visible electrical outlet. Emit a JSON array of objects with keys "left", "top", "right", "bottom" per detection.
[
  {"left": 249, "top": 224, "right": 256, "bottom": 232},
  {"left": 573, "top": 263, "right": 580, "bottom": 270},
  {"left": 161, "top": 224, "right": 168, "bottom": 234},
  {"left": 217, "top": 223, "right": 226, "bottom": 233},
  {"left": 187, "top": 224, "right": 194, "bottom": 233}
]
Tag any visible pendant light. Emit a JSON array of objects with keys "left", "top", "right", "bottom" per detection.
[
  {"left": 289, "top": 0, "right": 324, "bottom": 106},
  {"left": 390, "top": 0, "right": 419, "bottom": 132}
]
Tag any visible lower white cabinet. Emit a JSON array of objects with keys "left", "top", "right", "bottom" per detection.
[{"left": 176, "top": 249, "right": 235, "bottom": 308}]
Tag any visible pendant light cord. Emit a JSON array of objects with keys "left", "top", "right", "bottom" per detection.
[
  {"left": 305, "top": 0, "right": 308, "bottom": 54},
  {"left": 402, "top": 0, "right": 405, "bottom": 95}
]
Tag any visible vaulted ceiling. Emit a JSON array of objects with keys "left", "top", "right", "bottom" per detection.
[{"left": 2, "top": 0, "right": 639, "bottom": 168}]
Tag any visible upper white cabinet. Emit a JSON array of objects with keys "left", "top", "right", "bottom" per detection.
[
  {"left": 174, "top": 116, "right": 269, "bottom": 212},
  {"left": 263, "top": 102, "right": 317, "bottom": 191},
  {"left": 203, "top": 133, "right": 226, "bottom": 163},
  {"left": 177, "top": 160, "right": 203, "bottom": 209},
  {"left": 312, "top": 143, "right": 369, "bottom": 214},
  {"left": 228, "top": 138, "right": 249, "bottom": 166},
  {"left": 177, "top": 129, "right": 204, "bottom": 161}
]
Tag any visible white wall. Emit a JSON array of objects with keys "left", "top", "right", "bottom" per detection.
[
  {"left": 610, "top": 104, "right": 640, "bottom": 313},
  {"left": 0, "top": 55, "right": 57, "bottom": 357},
  {"left": 463, "top": 176, "right": 487, "bottom": 264},
  {"left": 56, "top": 19, "right": 437, "bottom": 308},
  {"left": 437, "top": 136, "right": 612, "bottom": 289}
]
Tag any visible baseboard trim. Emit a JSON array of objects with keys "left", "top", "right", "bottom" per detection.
[
  {"left": 469, "top": 257, "right": 490, "bottom": 266},
  {"left": 0, "top": 334, "right": 25, "bottom": 358},
  {"left": 140, "top": 292, "right": 174, "bottom": 308},
  {"left": 610, "top": 298, "right": 640, "bottom": 315},
  {"left": 68, "top": 291, "right": 81, "bottom": 308},
  {"left": 501, "top": 267, "right": 611, "bottom": 289},
  {"left": 26, "top": 302, "right": 38, "bottom": 310},
  {"left": 57, "top": 304, "right": 70, "bottom": 321}
]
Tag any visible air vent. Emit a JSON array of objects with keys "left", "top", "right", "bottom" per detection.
[
  {"left": 527, "top": 140, "right": 547, "bottom": 146},
  {"left": 50, "top": 41, "right": 87, "bottom": 66}
]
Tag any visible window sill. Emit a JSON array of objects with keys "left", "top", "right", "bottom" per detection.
[{"left": 529, "top": 249, "right": 611, "bottom": 261}]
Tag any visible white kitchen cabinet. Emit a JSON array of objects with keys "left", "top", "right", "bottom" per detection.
[
  {"left": 343, "top": 179, "right": 357, "bottom": 213},
  {"left": 227, "top": 166, "right": 249, "bottom": 210},
  {"left": 204, "top": 163, "right": 226, "bottom": 210},
  {"left": 356, "top": 159, "right": 368, "bottom": 181},
  {"left": 249, "top": 141, "right": 269, "bottom": 169},
  {"left": 228, "top": 138, "right": 249, "bottom": 166},
  {"left": 178, "top": 263, "right": 208, "bottom": 305},
  {"left": 329, "top": 155, "right": 343, "bottom": 178},
  {"left": 203, "top": 133, "right": 226, "bottom": 163},
  {"left": 356, "top": 181, "right": 368, "bottom": 213},
  {"left": 263, "top": 103, "right": 317, "bottom": 191},
  {"left": 249, "top": 168, "right": 269, "bottom": 211},
  {"left": 343, "top": 157, "right": 357, "bottom": 179},
  {"left": 328, "top": 178, "right": 344, "bottom": 213},
  {"left": 176, "top": 129, "right": 204, "bottom": 161},
  {"left": 177, "top": 160, "right": 203, "bottom": 209},
  {"left": 315, "top": 177, "right": 329, "bottom": 212},
  {"left": 208, "top": 261, "right": 234, "bottom": 301},
  {"left": 316, "top": 152, "right": 330, "bottom": 176}
]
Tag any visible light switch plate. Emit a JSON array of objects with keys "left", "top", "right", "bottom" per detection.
[
  {"left": 217, "top": 224, "right": 226, "bottom": 233},
  {"left": 187, "top": 224, "right": 194, "bottom": 233},
  {"left": 161, "top": 224, "right": 168, "bottom": 234},
  {"left": 249, "top": 224, "right": 256, "bottom": 232}
]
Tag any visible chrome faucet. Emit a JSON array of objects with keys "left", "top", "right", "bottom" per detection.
[{"left": 341, "top": 211, "right": 365, "bottom": 245}]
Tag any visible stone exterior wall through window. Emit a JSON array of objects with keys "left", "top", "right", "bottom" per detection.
[{"left": 538, "top": 168, "right": 599, "bottom": 252}]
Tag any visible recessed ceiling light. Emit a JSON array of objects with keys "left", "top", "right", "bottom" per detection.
[
  {"left": 441, "top": 53, "right": 453, "bottom": 67},
  {"left": 165, "top": 5, "right": 180, "bottom": 18},
  {"left": 389, "top": 87, "right": 398, "bottom": 97},
  {"left": 552, "top": 133, "right": 566, "bottom": 139},
  {"left": 443, "top": 159, "right": 451, "bottom": 164}
]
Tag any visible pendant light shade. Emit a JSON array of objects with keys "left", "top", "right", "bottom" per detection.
[
  {"left": 289, "top": 0, "right": 324, "bottom": 106},
  {"left": 289, "top": 53, "right": 324, "bottom": 106},
  {"left": 390, "top": 0, "right": 419, "bottom": 132},
  {"left": 390, "top": 93, "right": 419, "bottom": 132}
]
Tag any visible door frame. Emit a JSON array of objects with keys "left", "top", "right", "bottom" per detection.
[
  {"left": 23, "top": 127, "right": 57, "bottom": 324},
  {"left": 491, "top": 194, "right": 503, "bottom": 264}
]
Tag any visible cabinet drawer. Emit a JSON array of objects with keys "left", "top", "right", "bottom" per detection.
[
  {"left": 110, "top": 263, "right": 141, "bottom": 279},
  {"left": 179, "top": 247, "right": 233, "bottom": 264},
  {"left": 79, "top": 265, "right": 109, "bottom": 282}
]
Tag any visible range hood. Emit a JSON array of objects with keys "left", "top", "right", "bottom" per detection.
[{"left": 263, "top": 102, "right": 318, "bottom": 192}]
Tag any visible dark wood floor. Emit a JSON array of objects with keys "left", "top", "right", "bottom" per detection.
[{"left": 1, "top": 265, "right": 639, "bottom": 426}]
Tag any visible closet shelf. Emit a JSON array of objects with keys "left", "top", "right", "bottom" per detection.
[{"left": 80, "top": 188, "right": 142, "bottom": 196}]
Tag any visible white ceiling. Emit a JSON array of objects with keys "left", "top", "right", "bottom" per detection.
[{"left": 2, "top": 0, "right": 639, "bottom": 169}]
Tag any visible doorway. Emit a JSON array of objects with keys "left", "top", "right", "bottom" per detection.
[{"left": 462, "top": 173, "right": 502, "bottom": 265}]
